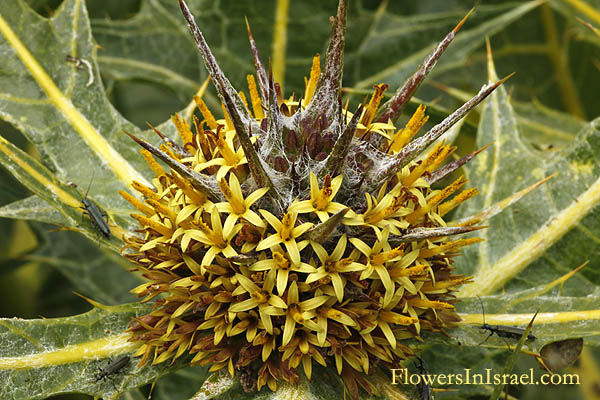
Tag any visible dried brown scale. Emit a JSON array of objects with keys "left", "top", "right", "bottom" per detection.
[{"left": 117, "top": 1, "right": 510, "bottom": 399}]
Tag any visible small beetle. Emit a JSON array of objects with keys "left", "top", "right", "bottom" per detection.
[
  {"left": 477, "top": 297, "right": 536, "bottom": 346},
  {"left": 78, "top": 176, "right": 111, "bottom": 239},
  {"left": 94, "top": 355, "right": 130, "bottom": 384},
  {"left": 81, "top": 197, "right": 111, "bottom": 239}
]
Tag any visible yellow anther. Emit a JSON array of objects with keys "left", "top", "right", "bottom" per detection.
[
  {"left": 425, "top": 145, "right": 456, "bottom": 174},
  {"left": 388, "top": 105, "right": 429, "bottom": 153},
  {"left": 289, "top": 304, "right": 304, "bottom": 323},
  {"left": 192, "top": 115, "right": 212, "bottom": 161},
  {"left": 215, "top": 127, "right": 239, "bottom": 166},
  {"left": 159, "top": 143, "right": 178, "bottom": 160},
  {"left": 402, "top": 141, "right": 446, "bottom": 187},
  {"left": 131, "top": 181, "right": 160, "bottom": 201},
  {"left": 195, "top": 219, "right": 212, "bottom": 235},
  {"left": 438, "top": 188, "right": 479, "bottom": 217},
  {"left": 365, "top": 194, "right": 403, "bottom": 224},
  {"left": 130, "top": 214, "right": 173, "bottom": 237},
  {"left": 218, "top": 178, "right": 246, "bottom": 214},
  {"left": 220, "top": 103, "right": 234, "bottom": 131},
  {"left": 390, "top": 264, "right": 429, "bottom": 278},
  {"left": 146, "top": 198, "right": 175, "bottom": 221},
  {"left": 251, "top": 290, "right": 269, "bottom": 304},
  {"left": 247, "top": 74, "right": 264, "bottom": 119},
  {"left": 171, "top": 113, "right": 193, "bottom": 145},
  {"left": 405, "top": 176, "right": 467, "bottom": 224},
  {"left": 379, "top": 310, "right": 416, "bottom": 325},
  {"left": 419, "top": 238, "right": 484, "bottom": 258},
  {"left": 194, "top": 96, "right": 218, "bottom": 130},
  {"left": 361, "top": 84, "right": 388, "bottom": 127},
  {"left": 238, "top": 91, "right": 249, "bottom": 110},
  {"left": 315, "top": 175, "right": 333, "bottom": 210},
  {"left": 195, "top": 219, "right": 226, "bottom": 248},
  {"left": 334, "top": 258, "right": 353, "bottom": 271},
  {"left": 432, "top": 277, "right": 472, "bottom": 291},
  {"left": 371, "top": 247, "right": 403, "bottom": 265},
  {"left": 273, "top": 252, "right": 289, "bottom": 270},
  {"left": 169, "top": 172, "right": 207, "bottom": 206},
  {"left": 407, "top": 298, "right": 454, "bottom": 310},
  {"left": 140, "top": 149, "right": 165, "bottom": 177},
  {"left": 119, "top": 190, "right": 154, "bottom": 216},
  {"left": 304, "top": 55, "right": 320, "bottom": 104},
  {"left": 280, "top": 213, "right": 293, "bottom": 241}
]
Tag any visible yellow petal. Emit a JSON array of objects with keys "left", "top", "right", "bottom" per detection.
[
  {"left": 229, "top": 298, "right": 259, "bottom": 313},
  {"left": 330, "top": 273, "right": 344, "bottom": 303},
  {"left": 282, "top": 315, "right": 296, "bottom": 346}
]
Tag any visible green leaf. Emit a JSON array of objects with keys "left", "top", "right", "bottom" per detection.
[
  {"left": 0, "top": 302, "right": 191, "bottom": 399},
  {"left": 91, "top": 0, "right": 205, "bottom": 95},
  {"left": 151, "top": 366, "right": 210, "bottom": 400},
  {"left": 0, "top": 0, "right": 150, "bottom": 214},
  {"left": 548, "top": 0, "right": 600, "bottom": 46},
  {"left": 426, "top": 81, "right": 586, "bottom": 149},
  {"left": 0, "top": 133, "right": 125, "bottom": 252},
  {"left": 0, "top": 196, "right": 67, "bottom": 225},
  {"left": 193, "top": 371, "right": 236, "bottom": 399},
  {"left": 91, "top": 0, "right": 263, "bottom": 110},
  {"left": 456, "top": 51, "right": 600, "bottom": 298},
  {"left": 0, "top": 123, "right": 31, "bottom": 256},
  {"left": 91, "top": 2, "right": 540, "bottom": 110},
  {"left": 25, "top": 228, "right": 142, "bottom": 304},
  {"left": 351, "top": 2, "right": 541, "bottom": 90},
  {"left": 0, "top": 194, "right": 140, "bottom": 305},
  {"left": 451, "top": 296, "right": 600, "bottom": 349},
  {"left": 382, "top": 292, "right": 599, "bottom": 397},
  {"left": 431, "top": 2, "right": 600, "bottom": 120},
  {"left": 201, "top": 370, "right": 393, "bottom": 400},
  {"left": 514, "top": 100, "right": 585, "bottom": 150}
]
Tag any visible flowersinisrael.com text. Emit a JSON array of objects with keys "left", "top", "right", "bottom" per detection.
[{"left": 391, "top": 368, "right": 580, "bottom": 386}]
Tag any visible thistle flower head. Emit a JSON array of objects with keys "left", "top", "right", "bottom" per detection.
[{"left": 123, "top": 1, "right": 503, "bottom": 397}]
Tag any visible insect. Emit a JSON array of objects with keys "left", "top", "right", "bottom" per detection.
[
  {"left": 79, "top": 175, "right": 111, "bottom": 239},
  {"left": 477, "top": 297, "right": 536, "bottom": 346},
  {"left": 94, "top": 355, "right": 130, "bottom": 385},
  {"left": 65, "top": 54, "right": 94, "bottom": 87},
  {"left": 413, "top": 357, "right": 431, "bottom": 400}
]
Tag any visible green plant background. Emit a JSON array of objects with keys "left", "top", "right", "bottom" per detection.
[{"left": 0, "top": 0, "right": 599, "bottom": 399}]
